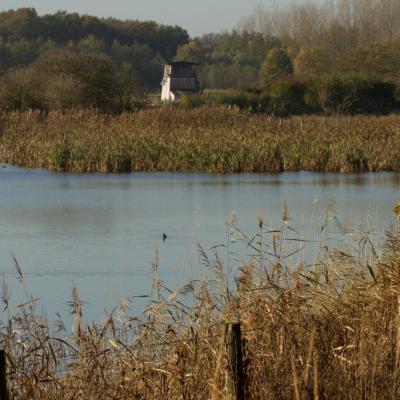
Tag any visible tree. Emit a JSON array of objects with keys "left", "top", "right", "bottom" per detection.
[
  {"left": 0, "top": 67, "right": 46, "bottom": 111},
  {"left": 260, "top": 48, "right": 293, "bottom": 88},
  {"left": 116, "top": 63, "right": 145, "bottom": 111},
  {"left": 35, "top": 50, "right": 119, "bottom": 110},
  {"left": 363, "top": 34, "right": 400, "bottom": 82},
  {"left": 175, "top": 40, "right": 212, "bottom": 63},
  {"left": 269, "top": 80, "right": 307, "bottom": 115},
  {"left": 44, "top": 73, "right": 88, "bottom": 110},
  {"left": 294, "top": 45, "right": 337, "bottom": 79},
  {"left": 76, "top": 35, "right": 106, "bottom": 53}
]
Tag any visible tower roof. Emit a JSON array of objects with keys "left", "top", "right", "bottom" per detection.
[{"left": 167, "top": 61, "right": 200, "bottom": 67}]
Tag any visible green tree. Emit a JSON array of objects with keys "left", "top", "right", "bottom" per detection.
[
  {"left": 7, "top": 39, "right": 37, "bottom": 66},
  {"left": 116, "top": 63, "right": 145, "bottom": 111},
  {"left": 111, "top": 40, "right": 163, "bottom": 87},
  {"left": 260, "top": 48, "right": 293, "bottom": 88},
  {"left": 269, "top": 80, "right": 307, "bottom": 116},
  {"left": 76, "top": 35, "right": 106, "bottom": 53},
  {"left": 0, "top": 42, "right": 11, "bottom": 72},
  {"left": 37, "top": 39, "right": 58, "bottom": 55},
  {"left": 175, "top": 40, "right": 212, "bottom": 63}
]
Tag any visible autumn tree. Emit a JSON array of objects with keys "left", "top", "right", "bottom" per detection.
[
  {"left": 36, "top": 50, "right": 119, "bottom": 110},
  {"left": 260, "top": 48, "right": 293, "bottom": 88},
  {"left": 294, "top": 45, "right": 337, "bottom": 80}
]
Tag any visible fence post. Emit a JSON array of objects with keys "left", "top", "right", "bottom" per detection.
[
  {"left": 225, "top": 322, "right": 246, "bottom": 400},
  {"left": 0, "top": 350, "right": 9, "bottom": 400}
]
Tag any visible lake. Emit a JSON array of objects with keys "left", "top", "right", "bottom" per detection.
[{"left": 0, "top": 164, "right": 399, "bottom": 322}]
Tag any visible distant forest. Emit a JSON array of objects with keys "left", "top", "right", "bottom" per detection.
[{"left": 1, "top": 1, "right": 400, "bottom": 113}]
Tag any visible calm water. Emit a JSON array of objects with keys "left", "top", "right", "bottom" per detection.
[{"left": 0, "top": 165, "right": 399, "bottom": 321}]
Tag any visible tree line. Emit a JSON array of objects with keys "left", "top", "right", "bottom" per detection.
[
  {"left": 0, "top": 8, "right": 188, "bottom": 111},
  {"left": 1, "top": 3, "right": 400, "bottom": 114},
  {"left": 176, "top": 0, "right": 400, "bottom": 115}
]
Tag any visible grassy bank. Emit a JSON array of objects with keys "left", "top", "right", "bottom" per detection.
[
  {"left": 1, "top": 215, "right": 400, "bottom": 399},
  {"left": 1, "top": 108, "right": 400, "bottom": 173}
]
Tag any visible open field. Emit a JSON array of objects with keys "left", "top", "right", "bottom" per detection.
[
  {"left": 1, "top": 108, "right": 400, "bottom": 173},
  {"left": 1, "top": 215, "right": 400, "bottom": 399}
]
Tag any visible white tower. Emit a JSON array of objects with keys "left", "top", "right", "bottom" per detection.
[{"left": 161, "top": 61, "right": 199, "bottom": 102}]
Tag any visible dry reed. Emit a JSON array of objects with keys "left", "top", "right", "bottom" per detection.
[
  {"left": 1, "top": 108, "right": 400, "bottom": 173},
  {"left": 1, "top": 212, "right": 400, "bottom": 399}
]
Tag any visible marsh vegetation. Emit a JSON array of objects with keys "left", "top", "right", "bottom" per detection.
[
  {"left": 1, "top": 211, "right": 400, "bottom": 399},
  {"left": 1, "top": 109, "right": 400, "bottom": 173}
]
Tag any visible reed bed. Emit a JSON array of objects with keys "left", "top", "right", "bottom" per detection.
[
  {"left": 1, "top": 108, "right": 400, "bottom": 173},
  {"left": 2, "top": 212, "right": 400, "bottom": 399}
]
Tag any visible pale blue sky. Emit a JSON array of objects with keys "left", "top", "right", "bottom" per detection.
[{"left": 0, "top": 0, "right": 280, "bottom": 36}]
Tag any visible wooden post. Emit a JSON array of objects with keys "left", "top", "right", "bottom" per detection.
[
  {"left": 0, "top": 350, "right": 9, "bottom": 400},
  {"left": 225, "top": 323, "right": 246, "bottom": 400}
]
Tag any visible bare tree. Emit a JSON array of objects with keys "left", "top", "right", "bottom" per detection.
[{"left": 238, "top": 0, "right": 400, "bottom": 54}]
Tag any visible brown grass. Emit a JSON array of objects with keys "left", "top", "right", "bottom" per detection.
[
  {"left": 1, "top": 108, "right": 400, "bottom": 173},
  {"left": 1, "top": 214, "right": 400, "bottom": 399}
]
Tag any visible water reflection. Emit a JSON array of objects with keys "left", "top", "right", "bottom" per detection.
[{"left": 0, "top": 166, "right": 399, "bottom": 320}]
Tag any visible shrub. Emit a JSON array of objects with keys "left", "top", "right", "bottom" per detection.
[
  {"left": 309, "top": 77, "right": 399, "bottom": 115},
  {"left": 44, "top": 73, "right": 88, "bottom": 111},
  {"left": 179, "top": 94, "right": 206, "bottom": 109},
  {"left": 204, "top": 92, "right": 269, "bottom": 113},
  {"left": 0, "top": 67, "right": 47, "bottom": 111},
  {"left": 268, "top": 80, "right": 308, "bottom": 116},
  {"left": 0, "top": 50, "right": 142, "bottom": 112}
]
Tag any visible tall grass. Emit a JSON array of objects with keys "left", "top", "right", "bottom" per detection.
[
  {"left": 1, "top": 212, "right": 400, "bottom": 399},
  {"left": 1, "top": 108, "right": 400, "bottom": 173}
]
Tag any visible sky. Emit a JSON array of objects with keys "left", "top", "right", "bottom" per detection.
[{"left": 0, "top": 0, "right": 280, "bottom": 37}]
